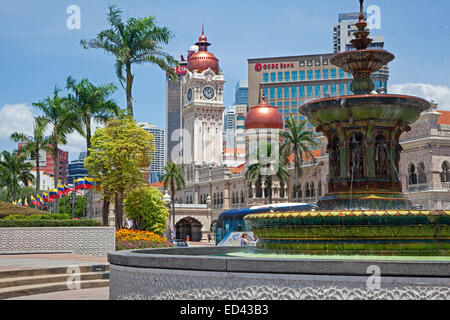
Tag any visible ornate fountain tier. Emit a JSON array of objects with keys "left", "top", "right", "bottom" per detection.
[
  {"left": 245, "top": 210, "right": 450, "bottom": 255},
  {"left": 301, "top": 94, "right": 431, "bottom": 210}
]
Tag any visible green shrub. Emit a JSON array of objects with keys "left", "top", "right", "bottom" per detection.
[
  {"left": 0, "top": 219, "right": 102, "bottom": 227},
  {"left": 124, "top": 186, "right": 169, "bottom": 235},
  {"left": 2, "top": 213, "right": 71, "bottom": 220}
]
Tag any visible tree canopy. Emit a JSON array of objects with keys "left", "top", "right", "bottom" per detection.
[{"left": 84, "top": 116, "right": 155, "bottom": 229}]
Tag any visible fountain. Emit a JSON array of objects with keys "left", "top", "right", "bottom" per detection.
[
  {"left": 107, "top": 1, "right": 450, "bottom": 300},
  {"left": 244, "top": 0, "right": 450, "bottom": 256}
]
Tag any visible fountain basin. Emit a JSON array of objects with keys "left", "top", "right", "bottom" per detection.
[
  {"left": 108, "top": 247, "right": 450, "bottom": 300},
  {"left": 301, "top": 94, "right": 431, "bottom": 128},
  {"left": 330, "top": 49, "right": 395, "bottom": 75},
  {"left": 245, "top": 210, "right": 450, "bottom": 256}
]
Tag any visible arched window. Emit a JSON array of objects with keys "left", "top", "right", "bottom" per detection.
[
  {"left": 318, "top": 182, "right": 322, "bottom": 197},
  {"left": 441, "top": 161, "right": 450, "bottom": 183},
  {"left": 298, "top": 184, "right": 302, "bottom": 200},
  {"left": 417, "top": 162, "right": 427, "bottom": 184},
  {"left": 305, "top": 182, "right": 310, "bottom": 198},
  {"left": 408, "top": 163, "right": 417, "bottom": 185},
  {"left": 311, "top": 182, "right": 315, "bottom": 198},
  {"left": 240, "top": 191, "right": 244, "bottom": 203}
]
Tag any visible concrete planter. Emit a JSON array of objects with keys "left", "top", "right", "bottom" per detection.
[{"left": 0, "top": 227, "right": 116, "bottom": 257}]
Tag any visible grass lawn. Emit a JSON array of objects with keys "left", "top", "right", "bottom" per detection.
[{"left": 0, "top": 201, "right": 43, "bottom": 218}]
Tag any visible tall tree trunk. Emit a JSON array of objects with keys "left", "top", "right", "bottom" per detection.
[
  {"left": 86, "top": 117, "right": 92, "bottom": 157},
  {"left": 171, "top": 181, "right": 176, "bottom": 240},
  {"left": 102, "top": 198, "right": 110, "bottom": 226},
  {"left": 53, "top": 133, "right": 59, "bottom": 214},
  {"left": 35, "top": 147, "right": 40, "bottom": 194},
  {"left": 115, "top": 191, "right": 124, "bottom": 230},
  {"left": 126, "top": 63, "right": 134, "bottom": 117}
]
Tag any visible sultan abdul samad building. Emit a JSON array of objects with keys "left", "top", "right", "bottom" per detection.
[{"left": 157, "top": 30, "right": 450, "bottom": 242}]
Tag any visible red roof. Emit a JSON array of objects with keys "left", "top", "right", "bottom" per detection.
[
  {"left": 438, "top": 110, "right": 450, "bottom": 125},
  {"left": 287, "top": 149, "right": 322, "bottom": 163},
  {"left": 149, "top": 181, "right": 164, "bottom": 189},
  {"left": 230, "top": 163, "right": 245, "bottom": 174}
]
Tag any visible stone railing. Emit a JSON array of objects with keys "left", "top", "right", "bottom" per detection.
[{"left": 407, "top": 183, "right": 429, "bottom": 193}]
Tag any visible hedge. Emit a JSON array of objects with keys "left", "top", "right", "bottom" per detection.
[
  {"left": 0, "top": 219, "right": 102, "bottom": 228},
  {"left": 1, "top": 213, "right": 71, "bottom": 220}
]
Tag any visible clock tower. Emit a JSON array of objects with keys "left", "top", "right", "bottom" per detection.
[{"left": 182, "top": 29, "right": 225, "bottom": 166}]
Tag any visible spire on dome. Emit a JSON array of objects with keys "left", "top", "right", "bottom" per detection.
[{"left": 196, "top": 25, "right": 211, "bottom": 51}]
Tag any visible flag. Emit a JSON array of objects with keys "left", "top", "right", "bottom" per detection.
[
  {"left": 63, "top": 185, "right": 74, "bottom": 196},
  {"left": 36, "top": 195, "right": 44, "bottom": 208},
  {"left": 30, "top": 195, "right": 37, "bottom": 206},
  {"left": 24, "top": 198, "right": 28, "bottom": 207},
  {"left": 12, "top": 200, "right": 17, "bottom": 205},
  {"left": 57, "top": 184, "right": 65, "bottom": 195},
  {"left": 17, "top": 198, "right": 22, "bottom": 206},
  {"left": 49, "top": 189, "right": 60, "bottom": 200},
  {"left": 84, "top": 177, "right": 94, "bottom": 189},
  {"left": 74, "top": 178, "right": 85, "bottom": 191},
  {"left": 42, "top": 192, "right": 49, "bottom": 202}
]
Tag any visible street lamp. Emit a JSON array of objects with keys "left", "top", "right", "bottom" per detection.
[
  {"left": 70, "top": 192, "right": 77, "bottom": 219},
  {"left": 162, "top": 191, "right": 173, "bottom": 240}
]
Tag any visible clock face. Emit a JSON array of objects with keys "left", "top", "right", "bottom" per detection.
[
  {"left": 187, "top": 88, "right": 193, "bottom": 101},
  {"left": 202, "top": 86, "right": 215, "bottom": 100}
]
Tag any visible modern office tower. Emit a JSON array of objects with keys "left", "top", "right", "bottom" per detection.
[
  {"left": 248, "top": 53, "right": 354, "bottom": 129},
  {"left": 18, "top": 143, "right": 69, "bottom": 184},
  {"left": 223, "top": 106, "right": 236, "bottom": 133},
  {"left": 68, "top": 152, "right": 88, "bottom": 185},
  {"left": 165, "top": 58, "right": 188, "bottom": 163},
  {"left": 234, "top": 80, "right": 249, "bottom": 105},
  {"left": 140, "top": 123, "right": 166, "bottom": 183},
  {"left": 333, "top": 12, "right": 389, "bottom": 92},
  {"left": 223, "top": 104, "right": 247, "bottom": 167}
]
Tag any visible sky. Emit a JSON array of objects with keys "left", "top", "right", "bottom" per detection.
[{"left": 1, "top": 0, "right": 449, "bottom": 161}]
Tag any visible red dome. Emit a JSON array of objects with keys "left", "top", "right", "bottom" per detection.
[
  {"left": 187, "top": 51, "right": 220, "bottom": 74},
  {"left": 245, "top": 98, "right": 283, "bottom": 130},
  {"left": 187, "top": 29, "right": 220, "bottom": 74}
]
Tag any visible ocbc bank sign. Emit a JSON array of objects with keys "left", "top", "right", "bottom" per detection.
[{"left": 254, "top": 62, "right": 295, "bottom": 72}]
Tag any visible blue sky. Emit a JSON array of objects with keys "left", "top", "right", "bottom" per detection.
[{"left": 1, "top": 0, "right": 449, "bottom": 160}]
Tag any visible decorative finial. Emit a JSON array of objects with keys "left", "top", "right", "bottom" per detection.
[
  {"left": 261, "top": 89, "right": 266, "bottom": 102},
  {"left": 359, "top": 0, "right": 364, "bottom": 17},
  {"left": 202, "top": 24, "right": 204, "bottom": 36}
]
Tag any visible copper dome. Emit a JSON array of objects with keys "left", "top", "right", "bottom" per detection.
[
  {"left": 188, "top": 51, "right": 220, "bottom": 74},
  {"left": 187, "top": 28, "right": 220, "bottom": 74},
  {"left": 245, "top": 96, "right": 283, "bottom": 130}
]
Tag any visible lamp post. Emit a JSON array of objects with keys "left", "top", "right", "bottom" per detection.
[
  {"left": 163, "top": 191, "right": 173, "bottom": 240},
  {"left": 70, "top": 192, "right": 77, "bottom": 219}
]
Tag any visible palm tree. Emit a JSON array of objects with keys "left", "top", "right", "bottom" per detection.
[
  {"left": 10, "top": 117, "right": 51, "bottom": 194},
  {"left": 33, "top": 87, "right": 81, "bottom": 213},
  {"left": 0, "top": 150, "right": 34, "bottom": 202},
  {"left": 246, "top": 141, "right": 289, "bottom": 204},
  {"left": 162, "top": 162, "right": 185, "bottom": 240},
  {"left": 80, "top": 4, "right": 178, "bottom": 117},
  {"left": 281, "top": 115, "right": 318, "bottom": 201},
  {"left": 66, "top": 76, "right": 120, "bottom": 156}
]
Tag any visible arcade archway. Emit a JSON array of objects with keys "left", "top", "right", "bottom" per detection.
[{"left": 175, "top": 217, "right": 203, "bottom": 241}]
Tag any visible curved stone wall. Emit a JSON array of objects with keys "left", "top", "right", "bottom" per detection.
[{"left": 108, "top": 247, "right": 450, "bottom": 300}]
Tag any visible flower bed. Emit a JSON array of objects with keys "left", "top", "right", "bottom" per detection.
[{"left": 115, "top": 229, "right": 173, "bottom": 251}]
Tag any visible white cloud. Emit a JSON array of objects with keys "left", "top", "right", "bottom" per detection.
[
  {"left": 389, "top": 83, "right": 450, "bottom": 110},
  {"left": 0, "top": 103, "right": 105, "bottom": 160},
  {"left": 0, "top": 103, "right": 35, "bottom": 140}
]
